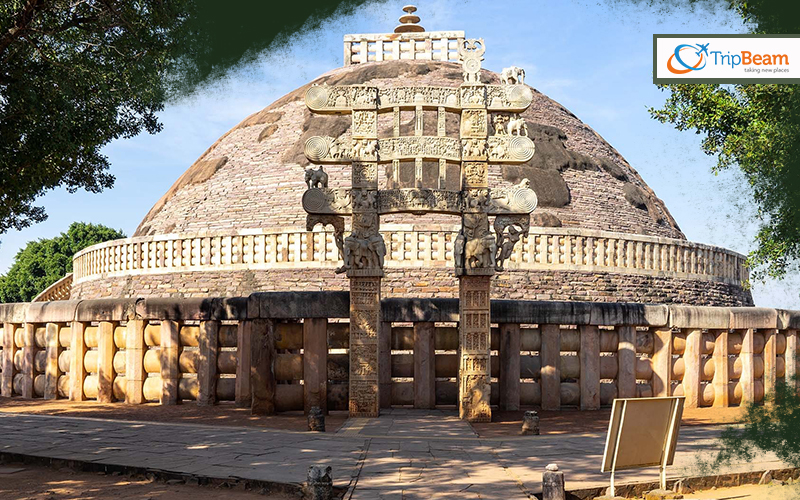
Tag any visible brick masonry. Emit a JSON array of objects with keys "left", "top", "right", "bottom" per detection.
[{"left": 70, "top": 267, "right": 753, "bottom": 306}]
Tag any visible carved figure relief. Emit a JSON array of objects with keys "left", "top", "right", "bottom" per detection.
[
  {"left": 455, "top": 213, "right": 497, "bottom": 270},
  {"left": 494, "top": 214, "right": 531, "bottom": 271},
  {"left": 352, "top": 86, "right": 377, "bottom": 107},
  {"left": 304, "top": 165, "right": 329, "bottom": 189},
  {"left": 352, "top": 139, "right": 378, "bottom": 160},
  {"left": 461, "top": 109, "right": 487, "bottom": 137},
  {"left": 462, "top": 139, "right": 486, "bottom": 158},
  {"left": 463, "top": 162, "right": 487, "bottom": 188},
  {"left": 337, "top": 212, "right": 386, "bottom": 274},
  {"left": 352, "top": 189, "right": 377, "bottom": 211},
  {"left": 492, "top": 114, "right": 508, "bottom": 136},
  {"left": 353, "top": 111, "right": 377, "bottom": 137},
  {"left": 500, "top": 66, "right": 526, "bottom": 85},
  {"left": 506, "top": 115, "right": 528, "bottom": 136}
]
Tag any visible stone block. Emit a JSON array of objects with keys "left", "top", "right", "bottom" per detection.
[
  {"left": 251, "top": 291, "right": 349, "bottom": 319},
  {"left": 669, "top": 305, "right": 731, "bottom": 329},
  {"left": 492, "top": 300, "right": 592, "bottom": 325},
  {"left": 26, "top": 301, "right": 81, "bottom": 324},
  {"left": 730, "top": 307, "right": 778, "bottom": 330},
  {"left": 136, "top": 297, "right": 247, "bottom": 321},
  {"left": 0, "top": 303, "right": 30, "bottom": 324},
  {"left": 75, "top": 299, "right": 137, "bottom": 322}
]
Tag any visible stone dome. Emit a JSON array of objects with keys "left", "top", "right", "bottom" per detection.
[
  {"left": 70, "top": 60, "right": 752, "bottom": 306},
  {"left": 134, "top": 60, "right": 682, "bottom": 239}
]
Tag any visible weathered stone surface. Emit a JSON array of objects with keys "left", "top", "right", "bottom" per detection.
[
  {"left": 530, "top": 211, "right": 562, "bottom": 227},
  {"left": 504, "top": 165, "right": 570, "bottom": 207},
  {"left": 730, "top": 307, "right": 778, "bottom": 329},
  {"left": 75, "top": 299, "right": 137, "bottom": 322},
  {"left": 26, "top": 301, "right": 81, "bottom": 323},
  {"left": 623, "top": 182, "right": 649, "bottom": 210},
  {"left": 777, "top": 309, "right": 800, "bottom": 329},
  {"left": 669, "top": 305, "right": 732, "bottom": 329}
]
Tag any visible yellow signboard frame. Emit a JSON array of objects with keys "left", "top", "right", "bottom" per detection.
[{"left": 601, "top": 396, "right": 685, "bottom": 496}]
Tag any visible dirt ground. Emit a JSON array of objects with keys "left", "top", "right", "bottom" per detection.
[
  {"left": 0, "top": 397, "right": 348, "bottom": 432},
  {"left": 0, "top": 398, "right": 744, "bottom": 437},
  {"left": 677, "top": 482, "right": 798, "bottom": 499},
  {"left": 471, "top": 406, "right": 745, "bottom": 438},
  {"left": 0, "top": 462, "right": 296, "bottom": 500}
]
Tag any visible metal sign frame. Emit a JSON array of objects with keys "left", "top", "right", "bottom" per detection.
[{"left": 601, "top": 396, "right": 685, "bottom": 496}]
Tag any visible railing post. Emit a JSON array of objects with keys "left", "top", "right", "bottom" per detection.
[
  {"left": 413, "top": 321, "right": 435, "bottom": 409},
  {"left": 236, "top": 320, "right": 252, "bottom": 407},
  {"left": 787, "top": 330, "right": 798, "bottom": 394},
  {"left": 97, "top": 321, "right": 116, "bottom": 402},
  {"left": 617, "top": 326, "right": 636, "bottom": 399},
  {"left": 250, "top": 318, "right": 276, "bottom": 415},
  {"left": 764, "top": 328, "right": 777, "bottom": 400},
  {"left": 160, "top": 320, "right": 180, "bottom": 405},
  {"left": 379, "top": 321, "right": 392, "bottom": 409},
  {"left": 69, "top": 322, "right": 87, "bottom": 401},
  {"left": 651, "top": 328, "right": 672, "bottom": 397},
  {"left": 541, "top": 324, "right": 561, "bottom": 410},
  {"left": 579, "top": 325, "right": 600, "bottom": 410},
  {"left": 126, "top": 319, "right": 145, "bottom": 404},
  {"left": 198, "top": 320, "right": 219, "bottom": 406},
  {"left": 740, "top": 328, "right": 755, "bottom": 404},
  {"left": 44, "top": 323, "right": 61, "bottom": 400},
  {"left": 499, "top": 323, "right": 521, "bottom": 411},
  {"left": 21, "top": 323, "right": 35, "bottom": 398},
  {"left": 2, "top": 322, "right": 17, "bottom": 397},
  {"left": 304, "top": 318, "right": 328, "bottom": 414},
  {"left": 683, "top": 328, "right": 702, "bottom": 408},
  {"left": 712, "top": 329, "right": 729, "bottom": 407}
]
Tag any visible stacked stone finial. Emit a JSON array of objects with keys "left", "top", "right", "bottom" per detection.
[{"left": 395, "top": 5, "right": 425, "bottom": 33}]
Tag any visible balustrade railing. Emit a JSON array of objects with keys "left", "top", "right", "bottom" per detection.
[
  {"left": 72, "top": 228, "right": 749, "bottom": 286},
  {"left": 1, "top": 295, "right": 794, "bottom": 412}
]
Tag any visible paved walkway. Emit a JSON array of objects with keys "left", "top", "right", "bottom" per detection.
[{"left": 0, "top": 409, "right": 786, "bottom": 499}]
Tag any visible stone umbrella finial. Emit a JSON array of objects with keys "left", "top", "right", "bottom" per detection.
[{"left": 395, "top": 5, "right": 425, "bottom": 33}]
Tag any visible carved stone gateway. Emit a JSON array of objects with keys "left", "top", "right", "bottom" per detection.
[{"left": 302, "top": 19, "right": 536, "bottom": 420}]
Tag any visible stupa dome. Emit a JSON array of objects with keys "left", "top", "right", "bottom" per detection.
[{"left": 70, "top": 39, "right": 751, "bottom": 306}]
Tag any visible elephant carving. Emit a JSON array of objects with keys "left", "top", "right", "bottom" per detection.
[
  {"left": 500, "top": 66, "right": 525, "bottom": 85},
  {"left": 465, "top": 234, "right": 497, "bottom": 269},
  {"left": 506, "top": 116, "right": 528, "bottom": 137},
  {"left": 305, "top": 165, "right": 329, "bottom": 189}
]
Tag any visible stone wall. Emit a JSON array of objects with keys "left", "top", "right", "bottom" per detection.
[{"left": 71, "top": 267, "right": 753, "bottom": 306}]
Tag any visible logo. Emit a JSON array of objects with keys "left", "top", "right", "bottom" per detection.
[{"left": 667, "top": 43, "right": 709, "bottom": 74}]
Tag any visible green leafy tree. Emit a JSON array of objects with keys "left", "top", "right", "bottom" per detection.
[
  {"left": 0, "top": 222, "right": 124, "bottom": 302},
  {"left": 698, "top": 379, "right": 800, "bottom": 475},
  {"left": 648, "top": 0, "right": 800, "bottom": 284},
  {"left": 0, "top": 0, "right": 371, "bottom": 234}
]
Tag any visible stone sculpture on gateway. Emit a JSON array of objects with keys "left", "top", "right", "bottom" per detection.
[{"left": 300, "top": 5, "right": 538, "bottom": 421}]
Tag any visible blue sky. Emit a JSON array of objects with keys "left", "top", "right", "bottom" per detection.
[{"left": 2, "top": 0, "right": 798, "bottom": 308}]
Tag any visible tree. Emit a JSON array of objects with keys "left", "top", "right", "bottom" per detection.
[
  {"left": 0, "top": 222, "right": 124, "bottom": 302},
  {"left": 0, "top": 0, "right": 371, "bottom": 235},
  {"left": 647, "top": 0, "right": 800, "bottom": 284},
  {"left": 698, "top": 379, "right": 800, "bottom": 473}
]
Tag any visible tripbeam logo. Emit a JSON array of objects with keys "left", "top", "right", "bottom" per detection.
[{"left": 667, "top": 43, "right": 709, "bottom": 74}]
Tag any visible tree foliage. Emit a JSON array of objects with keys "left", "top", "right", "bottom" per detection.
[
  {"left": 699, "top": 379, "right": 800, "bottom": 473},
  {"left": 0, "top": 222, "right": 124, "bottom": 302},
  {"left": 0, "top": 0, "right": 372, "bottom": 235},
  {"left": 648, "top": 0, "right": 800, "bottom": 282}
]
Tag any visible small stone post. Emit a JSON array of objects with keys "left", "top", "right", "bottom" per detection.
[
  {"left": 542, "top": 463, "right": 565, "bottom": 500},
  {"left": 198, "top": 320, "right": 219, "bottom": 406},
  {"left": 305, "top": 465, "right": 333, "bottom": 500},
  {"left": 308, "top": 406, "right": 325, "bottom": 432},
  {"left": 521, "top": 410, "right": 539, "bottom": 435},
  {"left": 1, "top": 323, "right": 16, "bottom": 397},
  {"left": 44, "top": 322, "right": 61, "bottom": 400}
]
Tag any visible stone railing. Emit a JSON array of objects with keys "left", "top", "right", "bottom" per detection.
[
  {"left": 1, "top": 294, "right": 796, "bottom": 411},
  {"left": 343, "top": 31, "right": 465, "bottom": 65},
  {"left": 72, "top": 228, "right": 749, "bottom": 286}
]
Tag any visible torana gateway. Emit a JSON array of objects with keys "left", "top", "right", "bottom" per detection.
[{"left": 5, "top": 8, "right": 792, "bottom": 424}]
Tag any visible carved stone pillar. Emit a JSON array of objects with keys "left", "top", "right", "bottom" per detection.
[
  {"left": 458, "top": 275, "right": 492, "bottom": 421},
  {"left": 348, "top": 99, "right": 383, "bottom": 418}
]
